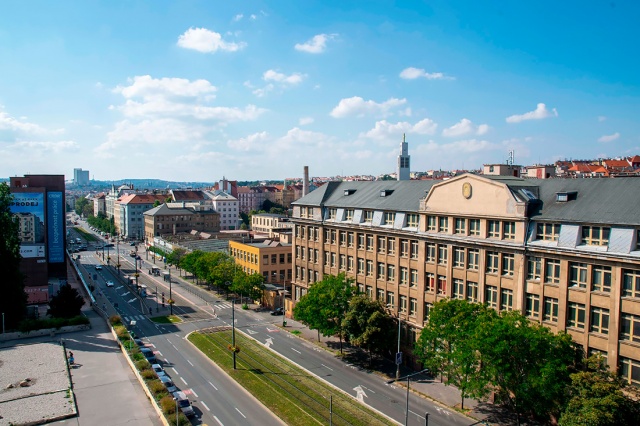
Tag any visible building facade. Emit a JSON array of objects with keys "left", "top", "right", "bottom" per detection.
[
  {"left": 143, "top": 203, "right": 220, "bottom": 242},
  {"left": 229, "top": 239, "right": 293, "bottom": 287},
  {"left": 117, "top": 194, "right": 167, "bottom": 240},
  {"left": 73, "top": 168, "right": 90, "bottom": 186},
  {"left": 206, "top": 190, "right": 239, "bottom": 230},
  {"left": 290, "top": 175, "right": 640, "bottom": 384},
  {"left": 251, "top": 213, "right": 293, "bottom": 237}
]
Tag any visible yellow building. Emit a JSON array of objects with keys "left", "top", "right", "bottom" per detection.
[{"left": 291, "top": 174, "right": 640, "bottom": 383}]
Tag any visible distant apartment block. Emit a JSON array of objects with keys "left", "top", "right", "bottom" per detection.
[
  {"left": 73, "top": 168, "right": 90, "bottom": 186},
  {"left": 143, "top": 203, "right": 220, "bottom": 242},
  {"left": 251, "top": 213, "right": 293, "bottom": 237}
]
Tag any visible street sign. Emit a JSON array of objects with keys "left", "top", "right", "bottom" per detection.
[{"left": 395, "top": 352, "right": 403, "bottom": 365}]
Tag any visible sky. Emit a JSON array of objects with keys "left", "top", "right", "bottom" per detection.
[{"left": 0, "top": 1, "right": 639, "bottom": 182}]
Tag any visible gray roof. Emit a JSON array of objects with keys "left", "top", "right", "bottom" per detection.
[
  {"left": 144, "top": 204, "right": 194, "bottom": 216},
  {"left": 532, "top": 178, "right": 640, "bottom": 226},
  {"left": 293, "top": 180, "right": 437, "bottom": 212}
]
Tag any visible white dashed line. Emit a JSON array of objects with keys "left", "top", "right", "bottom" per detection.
[
  {"left": 171, "top": 344, "right": 178, "bottom": 351},
  {"left": 187, "top": 359, "right": 194, "bottom": 367},
  {"left": 201, "top": 401, "right": 210, "bottom": 411},
  {"left": 235, "top": 407, "right": 246, "bottom": 418},
  {"left": 180, "top": 377, "right": 188, "bottom": 385},
  {"left": 191, "top": 390, "right": 198, "bottom": 398},
  {"left": 213, "top": 415, "right": 224, "bottom": 425},
  {"left": 321, "top": 364, "right": 334, "bottom": 371},
  {"left": 209, "top": 381, "right": 218, "bottom": 391},
  {"left": 291, "top": 348, "right": 301, "bottom": 354},
  {"left": 170, "top": 368, "right": 179, "bottom": 375}
]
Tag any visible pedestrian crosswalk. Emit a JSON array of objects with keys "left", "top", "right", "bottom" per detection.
[
  {"left": 123, "top": 315, "right": 147, "bottom": 323},
  {"left": 215, "top": 302, "right": 233, "bottom": 309}
]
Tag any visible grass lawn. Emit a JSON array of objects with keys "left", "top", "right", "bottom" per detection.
[
  {"left": 75, "top": 227, "right": 98, "bottom": 241},
  {"left": 189, "top": 329, "right": 395, "bottom": 426},
  {"left": 150, "top": 315, "right": 182, "bottom": 324}
]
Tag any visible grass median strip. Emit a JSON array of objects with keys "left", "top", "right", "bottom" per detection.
[
  {"left": 75, "top": 227, "right": 98, "bottom": 241},
  {"left": 188, "top": 328, "right": 395, "bottom": 426}
]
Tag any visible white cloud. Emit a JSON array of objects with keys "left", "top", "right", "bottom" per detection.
[
  {"left": 598, "top": 116, "right": 607, "bottom": 122},
  {"left": 598, "top": 132, "right": 620, "bottom": 143},
  {"left": 505, "top": 103, "right": 558, "bottom": 123},
  {"left": 0, "top": 111, "right": 49, "bottom": 135},
  {"left": 415, "top": 139, "right": 498, "bottom": 155},
  {"left": 330, "top": 96, "right": 407, "bottom": 118},
  {"left": 11, "top": 140, "right": 78, "bottom": 152},
  {"left": 177, "top": 27, "right": 246, "bottom": 53},
  {"left": 299, "top": 117, "right": 314, "bottom": 126},
  {"left": 294, "top": 34, "right": 336, "bottom": 53},
  {"left": 232, "top": 14, "right": 243, "bottom": 22},
  {"left": 227, "top": 131, "right": 269, "bottom": 152},
  {"left": 399, "top": 67, "right": 454, "bottom": 80},
  {"left": 263, "top": 70, "right": 306, "bottom": 85},
  {"left": 252, "top": 84, "right": 274, "bottom": 98},
  {"left": 361, "top": 118, "right": 438, "bottom": 141},
  {"left": 442, "top": 118, "right": 489, "bottom": 137},
  {"left": 114, "top": 75, "right": 217, "bottom": 101}
]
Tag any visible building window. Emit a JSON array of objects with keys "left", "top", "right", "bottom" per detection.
[
  {"left": 485, "top": 285, "right": 498, "bottom": 309},
  {"left": 406, "top": 214, "right": 419, "bottom": 228},
  {"left": 469, "top": 219, "right": 480, "bottom": 236},
  {"left": 366, "top": 235, "right": 374, "bottom": 251},
  {"left": 486, "top": 251, "right": 499, "bottom": 274},
  {"left": 466, "top": 281, "right": 479, "bottom": 302},
  {"left": 263, "top": 255, "right": 269, "bottom": 265},
  {"left": 453, "top": 247, "right": 465, "bottom": 268},
  {"left": 500, "top": 289, "right": 513, "bottom": 311},
  {"left": 366, "top": 286, "right": 373, "bottom": 298},
  {"left": 324, "top": 229, "right": 331, "bottom": 244},
  {"left": 581, "top": 226, "right": 610, "bottom": 246},
  {"left": 339, "top": 231, "right": 347, "bottom": 247},
  {"left": 399, "top": 295, "right": 407, "bottom": 313},
  {"left": 590, "top": 307, "right": 609, "bottom": 335},
  {"left": 487, "top": 220, "right": 501, "bottom": 238},
  {"left": 377, "top": 262, "right": 385, "bottom": 280},
  {"left": 454, "top": 218, "right": 466, "bottom": 234},
  {"left": 347, "top": 232, "right": 354, "bottom": 248},
  {"left": 345, "top": 209, "right": 354, "bottom": 221},
  {"left": 620, "top": 357, "right": 640, "bottom": 387},
  {"left": 503, "top": 221, "right": 516, "bottom": 240},
  {"left": 388, "top": 238, "right": 396, "bottom": 255},
  {"left": 536, "top": 223, "right": 560, "bottom": 241},
  {"left": 453, "top": 279, "right": 465, "bottom": 300},
  {"left": 410, "top": 240, "right": 419, "bottom": 259},
  {"left": 437, "top": 245, "right": 448, "bottom": 265},
  {"left": 377, "top": 288, "right": 385, "bottom": 302},
  {"left": 592, "top": 266, "right": 612, "bottom": 293},
  {"left": 329, "top": 208, "right": 337, "bottom": 220},
  {"left": 569, "top": 262, "right": 588, "bottom": 289},
  {"left": 409, "top": 298, "right": 417, "bottom": 316},
  {"left": 623, "top": 270, "right": 640, "bottom": 298},
  {"left": 377, "top": 236, "right": 386, "bottom": 254},
  {"left": 399, "top": 267, "right": 408, "bottom": 285},
  {"left": 438, "top": 217, "right": 449, "bottom": 233},
  {"left": 425, "top": 273, "right": 435, "bottom": 292},
  {"left": 366, "top": 260, "right": 373, "bottom": 277},
  {"left": 324, "top": 251, "right": 330, "bottom": 266},
  {"left": 388, "top": 265, "right": 396, "bottom": 282},
  {"left": 426, "top": 244, "right": 436, "bottom": 263},
  {"left": 525, "top": 293, "right": 540, "bottom": 318},
  {"left": 424, "top": 302, "right": 433, "bottom": 323},
  {"left": 621, "top": 313, "right": 640, "bottom": 343},
  {"left": 331, "top": 252, "right": 336, "bottom": 267},
  {"left": 400, "top": 239, "right": 409, "bottom": 257},
  {"left": 427, "top": 216, "right": 436, "bottom": 231},
  {"left": 467, "top": 249, "right": 479, "bottom": 270},
  {"left": 437, "top": 276, "right": 447, "bottom": 295},
  {"left": 527, "top": 257, "right": 541, "bottom": 281},
  {"left": 357, "top": 258, "right": 365, "bottom": 275},
  {"left": 347, "top": 256, "right": 354, "bottom": 272},
  {"left": 364, "top": 210, "right": 374, "bottom": 223},
  {"left": 330, "top": 230, "right": 336, "bottom": 244},
  {"left": 384, "top": 212, "right": 395, "bottom": 226},
  {"left": 544, "top": 259, "right": 561, "bottom": 284},
  {"left": 567, "top": 302, "right": 586, "bottom": 329},
  {"left": 357, "top": 233, "right": 365, "bottom": 249},
  {"left": 543, "top": 297, "right": 559, "bottom": 323},
  {"left": 410, "top": 269, "right": 418, "bottom": 288},
  {"left": 386, "top": 292, "right": 395, "bottom": 307},
  {"left": 502, "top": 254, "right": 514, "bottom": 276},
  {"left": 339, "top": 254, "right": 346, "bottom": 270}
]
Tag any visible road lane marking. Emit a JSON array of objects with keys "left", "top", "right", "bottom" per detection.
[
  {"left": 170, "top": 367, "right": 179, "bottom": 375},
  {"left": 201, "top": 401, "right": 210, "bottom": 411},
  {"left": 235, "top": 407, "right": 246, "bottom": 418},
  {"left": 172, "top": 344, "right": 178, "bottom": 351},
  {"left": 191, "top": 390, "right": 198, "bottom": 398},
  {"left": 291, "top": 348, "right": 301, "bottom": 354},
  {"left": 321, "top": 364, "right": 334, "bottom": 371},
  {"left": 209, "top": 381, "right": 218, "bottom": 391},
  {"left": 156, "top": 351, "right": 163, "bottom": 356},
  {"left": 213, "top": 415, "right": 224, "bottom": 425},
  {"left": 180, "top": 377, "right": 188, "bottom": 385},
  {"left": 187, "top": 359, "right": 194, "bottom": 367}
]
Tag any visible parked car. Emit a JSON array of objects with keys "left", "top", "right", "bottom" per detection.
[
  {"left": 160, "top": 376, "right": 177, "bottom": 393},
  {"left": 134, "top": 338, "right": 145, "bottom": 346},
  {"left": 151, "top": 364, "right": 167, "bottom": 378},
  {"left": 172, "top": 391, "right": 195, "bottom": 417},
  {"left": 140, "top": 347, "right": 156, "bottom": 363},
  {"left": 270, "top": 307, "right": 284, "bottom": 316},
  {"left": 95, "top": 265, "right": 103, "bottom": 270},
  {"left": 106, "top": 281, "right": 114, "bottom": 287},
  {"left": 130, "top": 241, "right": 136, "bottom": 246}
]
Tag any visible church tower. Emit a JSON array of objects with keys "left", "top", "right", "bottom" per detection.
[{"left": 397, "top": 134, "right": 410, "bottom": 180}]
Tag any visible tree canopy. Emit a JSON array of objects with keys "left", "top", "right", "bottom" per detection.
[
  {"left": 342, "top": 295, "right": 395, "bottom": 365},
  {"left": 0, "top": 183, "right": 27, "bottom": 329},
  {"left": 48, "top": 284, "right": 84, "bottom": 318}
]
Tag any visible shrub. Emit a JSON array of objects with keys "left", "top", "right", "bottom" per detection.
[
  {"left": 109, "top": 315, "right": 122, "bottom": 326},
  {"left": 68, "top": 315, "right": 90, "bottom": 326},
  {"left": 242, "top": 303, "right": 249, "bottom": 310},
  {"left": 141, "top": 369, "right": 157, "bottom": 380},
  {"left": 148, "top": 379, "right": 166, "bottom": 395},
  {"left": 115, "top": 327, "right": 129, "bottom": 339},
  {"left": 132, "top": 352, "right": 145, "bottom": 362},
  {"left": 135, "top": 359, "right": 150, "bottom": 371},
  {"left": 170, "top": 413, "right": 189, "bottom": 426},
  {"left": 160, "top": 395, "right": 177, "bottom": 414}
]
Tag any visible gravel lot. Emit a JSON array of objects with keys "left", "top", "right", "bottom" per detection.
[{"left": 0, "top": 342, "right": 76, "bottom": 425}]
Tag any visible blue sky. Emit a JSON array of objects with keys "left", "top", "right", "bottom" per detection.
[{"left": 0, "top": 1, "right": 638, "bottom": 182}]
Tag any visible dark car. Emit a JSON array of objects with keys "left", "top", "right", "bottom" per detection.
[
  {"left": 270, "top": 307, "right": 284, "bottom": 316},
  {"left": 140, "top": 347, "right": 157, "bottom": 363},
  {"left": 104, "top": 243, "right": 114, "bottom": 248},
  {"left": 130, "top": 242, "right": 136, "bottom": 246}
]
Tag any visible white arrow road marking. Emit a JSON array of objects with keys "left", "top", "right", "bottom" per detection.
[
  {"left": 120, "top": 292, "right": 129, "bottom": 297},
  {"left": 353, "top": 385, "right": 368, "bottom": 402},
  {"left": 247, "top": 329, "right": 258, "bottom": 335},
  {"left": 116, "top": 286, "right": 124, "bottom": 290},
  {"left": 128, "top": 298, "right": 136, "bottom": 303},
  {"left": 265, "top": 337, "right": 273, "bottom": 348},
  {"left": 201, "top": 402, "right": 210, "bottom": 411}
]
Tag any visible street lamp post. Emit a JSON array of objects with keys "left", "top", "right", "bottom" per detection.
[
  {"left": 232, "top": 296, "right": 237, "bottom": 369},
  {"left": 387, "top": 369, "right": 429, "bottom": 426},
  {"left": 387, "top": 304, "right": 402, "bottom": 379},
  {"left": 169, "top": 268, "right": 173, "bottom": 315},
  {"left": 273, "top": 273, "right": 287, "bottom": 327}
]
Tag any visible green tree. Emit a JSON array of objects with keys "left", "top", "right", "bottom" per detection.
[
  {"left": 480, "top": 311, "right": 577, "bottom": 424},
  {"left": 342, "top": 295, "right": 395, "bottom": 366},
  {"left": 180, "top": 250, "right": 204, "bottom": 279},
  {"left": 208, "top": 259, "right": 237, "bottom": 295},
  {"left": 414, "top": 299, "right": 495, "bottom": 409},
  {"left": 231, "top": 272, "right": 265, "bottom": 303},
  {"left": 292, "top": 273, "right": 357, "bottom": 353},
  {"left": 167, "top": 248, "right": 187, "bottom": 268},
  {"left": 239, "top": 211, "right": 249, "bottom": 227},
  {"left": 0, "top": 183, "right": 27, "bottom": 329},
  {"left": 47, "top": 284, "right": 85, "bottom": 318},
  {"left": 559, "top": 355, "right": 640, "bottom": 426},
  {"left": 74, "top": 196, "right": 90, "bottom": 216},
  {"left": 153, "top": 200, "right": 161, "bottom": 207}
]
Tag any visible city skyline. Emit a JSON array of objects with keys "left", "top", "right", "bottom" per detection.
[{"left": 0, "top": 1, "right": 639, "bottom": 181}]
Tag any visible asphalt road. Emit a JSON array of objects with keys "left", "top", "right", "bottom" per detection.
[{"left": 71, "top": 223, "right": 476, "bottom": 426}]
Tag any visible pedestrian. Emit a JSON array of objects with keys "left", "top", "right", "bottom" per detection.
[{"left": 68, "top": 351, "right": 73, "bottom": 359}]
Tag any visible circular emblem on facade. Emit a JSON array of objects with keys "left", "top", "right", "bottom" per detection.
[{"left": 462, "top": 182, "right": 472, "bottom": 199}]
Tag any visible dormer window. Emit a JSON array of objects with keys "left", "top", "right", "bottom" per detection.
[
  {"left": 384, "top": 212, "right": 395, "bottom": 226},
  {"left": 364, "top": 210, "right": 373, "bottom": 223},
  {"left": 556, "top": 191, "right": 578, "bottom": 202},
  {"left": 380, "top": 189, "right": 393, "bottom": 197},
  {"left": 344, "top": 189, "right": 356, "bottom": 196},
  {"left": 581, "top": 226, "right": 610, "bottom": 246},
  {"left": 536, "top": 223, "right": 560, "bottom": 241},
  {"left": 345, "top": 209, "right": 354, "bottom": 221},
  {"left": 328, "top": 208, "right": 337, "bottom": 220}
]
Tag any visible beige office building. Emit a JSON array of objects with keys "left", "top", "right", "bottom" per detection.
[{"left": 290, "top": 174, "right": 640, "bottom": 384}]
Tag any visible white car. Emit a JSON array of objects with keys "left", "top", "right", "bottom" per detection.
[
  {"left": 95, "top": 265, "right": 103, "bottom": 270},
  {"left": 106, "top": 281, "right": 114, "bottom": 287}
]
